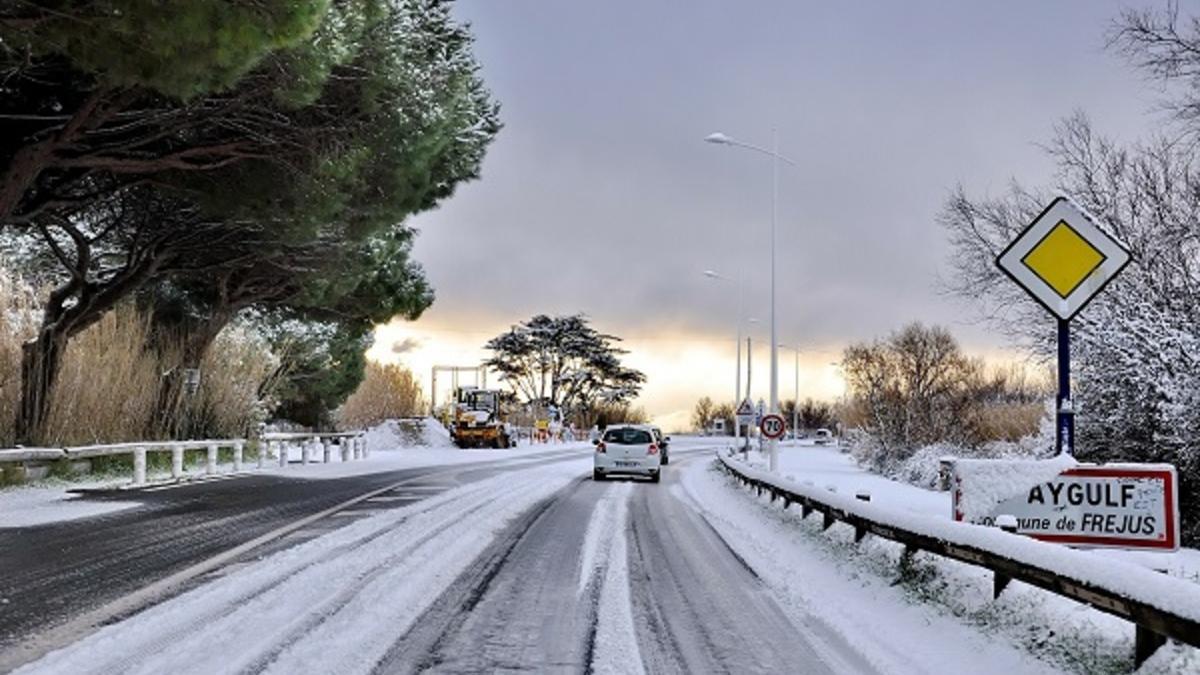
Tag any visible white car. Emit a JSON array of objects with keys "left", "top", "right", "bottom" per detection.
[
  {"left": 593, "top": 424, "right": 661, "bottom": 482},
  {"left": 814, "top": 428, "right": 834, "bottom": 445}
]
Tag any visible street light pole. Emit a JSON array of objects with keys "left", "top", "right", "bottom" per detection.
[
  {"left": 705, "top": 129, "right": 795, "bottom": 472},
  {"left": 704, "top": 269, "right": 744, "bottom": 443},
  {"left": 778, "top": 343, "right": 800, "bottom": 442},
  {"left": 769, "top": 127, "right": 779, "bottom": 470}
]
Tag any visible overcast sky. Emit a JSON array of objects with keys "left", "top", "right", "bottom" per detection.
[{"left": 374, "top": 1, "right": 1170, "bottom": 429}]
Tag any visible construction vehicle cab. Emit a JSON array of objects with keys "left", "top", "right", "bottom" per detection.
[{"left": 449, "top": 386, "right": 512, "bottom": 449}]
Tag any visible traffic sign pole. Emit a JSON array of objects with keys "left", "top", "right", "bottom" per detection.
[
  {"left": 995, "top": 196, "right": 1130, "bottom": 459},
  {"left": 1056, "top": 318, "right": 1074, "bottom": 456}
]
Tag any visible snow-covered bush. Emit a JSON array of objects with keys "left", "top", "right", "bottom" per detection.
[{"left": 841, "top": 323, "right": 1050, "bottom": 475}]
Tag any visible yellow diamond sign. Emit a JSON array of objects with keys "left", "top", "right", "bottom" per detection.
[
  {"left": 996, "top": 197, "right": 1131, "bottom": 320},
  {"left": 1020, "top": 221, "right": 1106, "bottom": 298}
]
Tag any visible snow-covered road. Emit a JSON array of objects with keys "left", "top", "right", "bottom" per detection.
[
  {"left": 8, "top": 441, "right": 1121, "bottom": 674},
  {"left": 12, "top": 444, "right": 874, "bottom": 674}
]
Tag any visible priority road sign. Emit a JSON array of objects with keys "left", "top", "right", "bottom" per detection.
[
  {"left": 996, "top": 196, "right": 1131, "bottom": 321},
  {"left": 995, "top": 195, "right": 1132, "bottom": 457},
  {"left": 760, "top": 414, "right": 786, "bottom": 440}
]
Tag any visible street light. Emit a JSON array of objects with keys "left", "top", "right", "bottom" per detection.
[
  {"left": 779, "top": 343, "right": 801, "bottom": 443},
  {"left": 703, "top": 269, "right": 744, "bottom": 444},
  {"left": 705, "top": 129, "right": 797, "bottom": 472}
]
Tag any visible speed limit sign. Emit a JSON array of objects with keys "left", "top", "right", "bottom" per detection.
[{"left": 760, "top": 414, "right": 786, "bottom": 440}]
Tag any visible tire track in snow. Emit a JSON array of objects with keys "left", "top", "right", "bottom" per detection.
[
  {"left": 583, "top": 482, "right": 645, "bottom": 675},
  {"left": 15, "top": 461, "right": 590, "bottom": 675}
]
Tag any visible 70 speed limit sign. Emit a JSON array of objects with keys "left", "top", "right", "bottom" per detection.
[{"left": 760, "top": 414, "right": 787, "bottom": 440}]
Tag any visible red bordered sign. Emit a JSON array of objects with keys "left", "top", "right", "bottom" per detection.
[
  {"left": 953, "top": 464, "right": 1179, "bottom": 551},
  {"left": 759, "top": 414, "right": 786, "bottom": 440}
]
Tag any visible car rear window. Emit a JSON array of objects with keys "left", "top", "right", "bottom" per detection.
[{"left": 602, "top": 428, "right": 652, "bottom": 445}]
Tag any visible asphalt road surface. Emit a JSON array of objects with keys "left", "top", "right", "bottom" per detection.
[
  {"left": 375, "top": 451, "right": 869, "bottom": 674},
  {"left": 0, "top": 446, "right": 586, "bottom": 668},
  {"left": 3, "top": 445, "right": 872, "bottom": 674}
]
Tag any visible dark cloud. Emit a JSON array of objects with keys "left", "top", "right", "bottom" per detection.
[
  {"left": 409, "top": 1, "right": 1156, "bottom": 352},
  {"left": 391, "top": 337, "right": 424, "bottom": 355}
]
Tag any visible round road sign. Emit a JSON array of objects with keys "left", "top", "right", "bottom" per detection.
[{"left": 760, "top": 414, "right": 786, "bottom": 440}]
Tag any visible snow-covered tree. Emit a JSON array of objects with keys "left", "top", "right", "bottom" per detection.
[
  {"left": 484, "top": 315, "right": 645, "bottom": 421},
  {"left": 939, "top": 112, "right": 1200, "bottom": 543}
]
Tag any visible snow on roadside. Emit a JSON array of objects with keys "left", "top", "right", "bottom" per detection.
[
  {"left": 763, "top": 443, "right": 1199, "bottom": 580},
  {"left": 17, "top": 458, "right": 592, "bottom": 675},
  {"left": 0, "top": 485, "right": 139, "bottom": 528},
  {"left": 0, "top": 420, "right": 591, "bottom": 529},
  {"left": 682, "top": 459, "right": 1072, "bottom": 675},
  {"left": 578, "top": 482, "right": 645, "bottom": 675},
  {"left": 687, "top": 456, "right": 1200, "bottom": 674}
]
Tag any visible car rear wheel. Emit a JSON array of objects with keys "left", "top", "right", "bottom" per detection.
[
  {"left": 593, "top": 469, "right": 605, "bottom": 481},
  {"left": 649, "top": 471, "right": 660, "bottom": 483}
]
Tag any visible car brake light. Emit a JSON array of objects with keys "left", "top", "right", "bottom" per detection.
[
  {"left": 596, "top": 442, "right": 606, "bottom": 453},
  {"left": 647, "top": 444, "right": 658, "bottom": 455}
]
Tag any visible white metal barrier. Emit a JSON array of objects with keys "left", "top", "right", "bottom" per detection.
[{"left": 0, "top": 431, "right": 367, "bottom": 487}]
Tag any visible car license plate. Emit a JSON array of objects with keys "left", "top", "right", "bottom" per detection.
[{"left": 615, "top": 461, "right": 638, "bottom": 467}]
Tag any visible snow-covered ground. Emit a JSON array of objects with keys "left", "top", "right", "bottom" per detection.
[
  {"left": 0, "top": 485, "right": 142, "bottom": 528},
  {"left": 16, "top": 458, "right": 594, "bottom": 675},
  {"left": 747, "top": 441, "right": 1200, "bottom": 579},
  {"left": 0, "top": 418, "right": 592, "bottom": 529},
  {"left": 694, "top": 443, "right": 1200, "bottom": 673}
]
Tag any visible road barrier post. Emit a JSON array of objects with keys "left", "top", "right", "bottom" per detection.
[
  {"left": 361, "top": 437, "right": 369, "bottom": 458},
  {"left": 206, "top": 443, "right": 218, "bottom": 475},
  {"left": 133, "top": 446, "right": 146, "bottom": 486},
  {"left": 171, "top": 446, "right": 184, "bottom": 479},
  {"left": 323, "top": 439, "right": 332, "bottom": 463},
  {"left": 277, "top": 440, "right": 287, "bottom": 468},
  {"left": 233, "top": 441, "right": 244, "bottom": 472},
  {"left": 257, "top": 440, "right": 266, "bottom": 469},
  {"left": 341, "top": 439, "right": 350, "bottom": 462}
]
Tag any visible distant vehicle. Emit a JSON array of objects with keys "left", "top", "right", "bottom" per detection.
[
  {"left": 814, "top": 428, "right": 834, "bottom": 445},
  {"left": 643, "top": 425, "right": 671, "bottom": 465},
  {"left": 447, "top": 387, "right": 512, "bottom": 448},
  {"left": 593, "top": 424, "right": 661, "bottom": 482}
]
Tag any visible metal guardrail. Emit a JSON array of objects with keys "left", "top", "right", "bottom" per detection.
[
  {"left": 0, "top": 432, "right": 367, "bottom": 487},
  {"left": 716, "top": 451, "right": 1200, "bottom": 669}
]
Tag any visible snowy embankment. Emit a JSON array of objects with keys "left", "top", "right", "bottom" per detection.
[
  {"left": 17, "top": 458, "right": 592, "bottom": 675},
  {"left": 0, "top": 486, "right": 141, "bottom": 529},
  {"left": 769, "top": 443, "right": 1200, "bottom": 579},
  {"left": 0, "top": 418, "right": 592, "bottom": 529},
  {"left": 694, "top": 447, "right": 1200, "bottom": 674}
]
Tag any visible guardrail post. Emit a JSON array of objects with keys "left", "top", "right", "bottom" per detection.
[
  {"left": 353, "top": 437, "right": 362, "bottom": 460},
  {"left": 341, "top": 438, "right": 351, "bottom": 462},
  {"left": 233, "top": 441, "right": 244, "bottom": 472},
  {"left": 133, "top": 446, "right": 147, "bottom": 486},
  {"left": 322, "top": 438, "right": 332, "bottom": 463},
  {"left": 206, "top": 443, "right": 218, "bottom": 475},
  {"left": 992, "top": 516, "right": 1018, "bottom": 598},
  {"left": 257, "top": 440, "right": 266, "bottom": 469},
  {"left": 361, "top": 436, "right": 369, "bottom": 458},
  {"left": 1135, "top": 626, "right": 1167, "bottom": 668},
  {"left": 303, "top": 438, "right": 314, "bottom": 465},
  {"left": 822, "top": 511, "right": 835, "bottom": 531},
  {"left": 171, "top": 445, "right": 184, "bottom": 479},
  {"left": 277, "top": 440, "right": 287, "bottom": 468}
]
